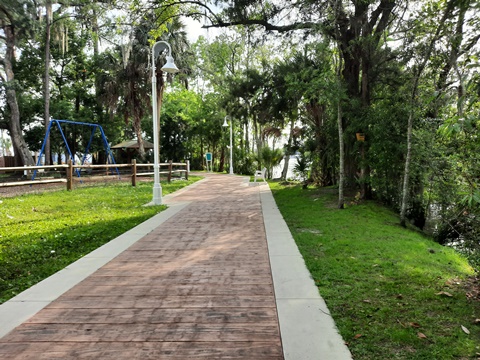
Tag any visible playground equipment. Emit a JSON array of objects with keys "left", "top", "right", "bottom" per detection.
[{"left": 32, "top": 119, "right": 118, "bottom": 180}]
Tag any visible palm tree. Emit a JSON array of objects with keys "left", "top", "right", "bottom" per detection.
[
  {"left": 259, "top": 146, "right": 283, "bottom": 179},
  {"left": 98, "top": 16, "right": 190, "bottom": 160},
  {"left": 293, "top": 154, "right": 310, "bottom": 188}
]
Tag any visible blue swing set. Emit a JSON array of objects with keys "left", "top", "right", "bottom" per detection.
[{"left": 32, "top": 119, "right": 119, "bottom": 180}]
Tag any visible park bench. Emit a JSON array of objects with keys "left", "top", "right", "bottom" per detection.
[{"left": 254, "top": 167, "right": 267, "bottom": 182}]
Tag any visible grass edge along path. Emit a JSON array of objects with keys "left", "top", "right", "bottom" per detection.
[
  {"left": 270, "top": 182, "right": 479, "bottom": 360},
  {"left": 0, "top": 177, "right": 202, "bottom": 304}
]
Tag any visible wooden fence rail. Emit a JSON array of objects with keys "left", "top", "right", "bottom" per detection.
[{"left": 0, "top": 160, "right": 189, "bottom": 191}]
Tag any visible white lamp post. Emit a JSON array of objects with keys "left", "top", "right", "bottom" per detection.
[
  {"left": 151, "top": 41, "right": 179, "bottom": 205},
  {"left": 222, "top": 116, "right": 233, "bottom": 175}
]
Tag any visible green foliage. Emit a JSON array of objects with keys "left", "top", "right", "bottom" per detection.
[
  {"left": 144, "top": 0, "right": 180, "bottom": 43},
  {"left": 156, "top": 89, "right": 225, "bottom": 169},
  {"left": 0, "top": 177, "right": 201, "bottom": 304},
  {"left": 3, "top": 0, "right": 480, "bottom": 275},
  {"left": 366, "top": 90, "right": 410, "bottom": 207},
  {"left": 429, "top": 109, "right": 480, "bottom": 267},
  {"left": 235, "top": 150, "right": 257, "bottom": 175},
  {"left": 270, "top": 182, "right": 478, "bottom": 359},
  {"left": 293, "top": 153, "right": 309, "bottom": 183},
  {"left": 13, "top": 8, "right": 126, "bottom": 155},
  {"left": 258, "top": 146, "right": 283, "bottom": 178},
  {"left": 23, "top": 125, "right": 45, "bottom": 152},
  {"left": 158, "top": 87, "right": 203, "bottom": 162},
  {"left": 277, "top": 44, "right": 339, "bottom": 186}
]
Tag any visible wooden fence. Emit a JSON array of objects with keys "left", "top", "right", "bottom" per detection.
[
  {"left": 0, "top": 156, "right": 15, "bottom": 167},
  {"left": 0, "top": 160, "right": 189, "bottom": 191}
]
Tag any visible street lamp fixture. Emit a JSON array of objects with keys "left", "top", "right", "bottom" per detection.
[
  {"left": 223, "top": 116, "right": 233, "bottom": 175},
  {"left": 151, "top": 41, "right": 179, "bottom": 205}
]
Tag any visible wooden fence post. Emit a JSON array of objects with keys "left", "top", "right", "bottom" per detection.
[
  {"left": 168, "top": 160, "right": 172, "bottom": 183},
  {"left": 67, "top": 159, "right": 73, "bottom": 191},
  {"left": 186, "top": 160, "right": 189, "bottom": 180},
  {"left": 132, "top": 159, "right": 137, "bottom": 187}
]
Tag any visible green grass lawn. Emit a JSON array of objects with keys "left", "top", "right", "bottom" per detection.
[
  {"left": 270, "top": 182, "right": 480, "bottom": 360},
  {"left": 0, "top": 177, "right": 201, "bottom": 304}
]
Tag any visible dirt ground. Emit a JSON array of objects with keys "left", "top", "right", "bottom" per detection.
[{"left": 0, "top": 175, "right": 137, "bottom": 198}]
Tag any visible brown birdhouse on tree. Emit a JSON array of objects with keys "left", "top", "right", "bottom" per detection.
[{"left": 356, "top": 133, "right": 365, "bottom": 141}]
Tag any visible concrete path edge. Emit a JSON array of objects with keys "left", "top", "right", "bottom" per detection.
[{"left": 260, "top": 185, "right": 353, "bottom": 360}]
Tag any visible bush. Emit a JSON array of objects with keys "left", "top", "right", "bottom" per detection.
[{"left": 434, "top": 208, "right": 480, "bottom": 270}]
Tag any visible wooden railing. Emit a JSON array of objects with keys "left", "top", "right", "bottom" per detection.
[{"left": 0, "top": 160, "right": 189, "bottom": 191}]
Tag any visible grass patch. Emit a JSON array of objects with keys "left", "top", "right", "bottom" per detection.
[
  {"left": 0, "top": 177, "right": 201, "bottom": 303},
  {"left": 270, "top": 181, "right": 480, "bottom": 360}
]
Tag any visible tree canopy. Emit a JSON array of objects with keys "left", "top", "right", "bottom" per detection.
[{"left": 1, "top": 0, "right": 480, "bottom": 265}]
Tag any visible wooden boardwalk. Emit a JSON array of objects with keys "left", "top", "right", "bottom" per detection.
[{"left": 0, "top": 175, "right": 283, "bottom": 359}]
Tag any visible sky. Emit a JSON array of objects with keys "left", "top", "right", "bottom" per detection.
[
  {"left": 183, "top": 16, "right": 205, "bottom": 43},
  {"left": 183, "top": 16, "right": 224, "bottom": 44}
]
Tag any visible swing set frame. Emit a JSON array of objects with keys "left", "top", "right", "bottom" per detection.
[{"left": 32, "top": 119, "right": 118, "bottom": 180}]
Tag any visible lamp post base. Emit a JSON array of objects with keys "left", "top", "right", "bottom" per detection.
[
  {"left": 229, "top": 167, "right": 234, "bottom": 175},
  {"left": 152, "top": 183, "right": 163, "bottom": 205}
]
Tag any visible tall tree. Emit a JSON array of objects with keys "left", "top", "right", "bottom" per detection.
[
  {"left": 399, "top": 0, "right": 464, "bottom": 226},
  {"left": 98, "top": 14, "right": 190, "bottom": 159},
  {"left": 44, "top": 0, "right": 53, "bottom": 165},
  {"left": 0, "top": 0, "right": 36, "bottom": 166},
  {"left": 173, "top": 0, "right": 399, "bottom": 187}
]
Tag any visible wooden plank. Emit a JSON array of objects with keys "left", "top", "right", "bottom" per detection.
[
  {"left": 46, "top": 295, "right": 276, "bottom": 309},
  {"left": 113, "top": 250, "right": 269, "bottom": 262},
  {"left": 3, "top": 323, "right": 281, "bottom": 342},
  {"left": 91, "top": 267, "right": 271, "bottom": 277},
  {"left": 82, "top": 275, "right": 273, "bottom": 286},
  {"left": 71, "top": 164, "right": 130, "bottom": 169},
  {"left": 25, "top": 307, "right": 279, "bottom": 325},
  {"left": 0, "top": 165, "right": 67, "bottom": 171},
  {"left": 127, "top": 233, "right": 265, "bottom": 242},
  {"left": 0, "top": 341, "right": 283, "bottom": 359},
  {"left": 0, "top": 179, "right": 67, "bottom": 187},
  {"left": 98, "top": 260, "right": 272, "bottom": 270},
  {"left": 63, "top": 284, "right": 274, "bottom": 297},
  {"left": 123, "top": 242, "right": 268, "bottom": 250}
]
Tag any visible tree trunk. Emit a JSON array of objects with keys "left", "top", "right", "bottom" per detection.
[
  {"left": 3, "top": 23, "right": 34, "bottom": 166},
  {"left": 219, "top": 147, "right": 225, "bottom": 172},
  {"left": 399, "top": 0, "right": 456, "bottom": 226},
  {"left": 335, "top": 36, "right": 345, "bottom": 208},
  {"left": 359, "top": 142, "right": 366, "bottom": 198},
  {"left": 253, "top": 115, "right": 261, "bottom": 163},
  {"left": 399, "top": 111, "right": 413, "bottom": 226},
  {"left": 337, "top": 101, "right": 345, "bottom": 209},
  {"left": 244, "top": 118, "right": 250, "bottom": 153},
  {"left": 44, "top": 1, "right": 52, "bottom": 165},
  {"left": 133, "top": 115, "right": 145, "bottom": 160},
  {"left": 90, "top": 8, "right": 106, "bottom": 125},
  {"left": 454, "top": 63, "right": 465, "bottom": 118}
]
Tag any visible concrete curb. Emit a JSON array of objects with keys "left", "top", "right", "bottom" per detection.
[{"left": 260, "top": 186, "right": 353, "bottom": 360}]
